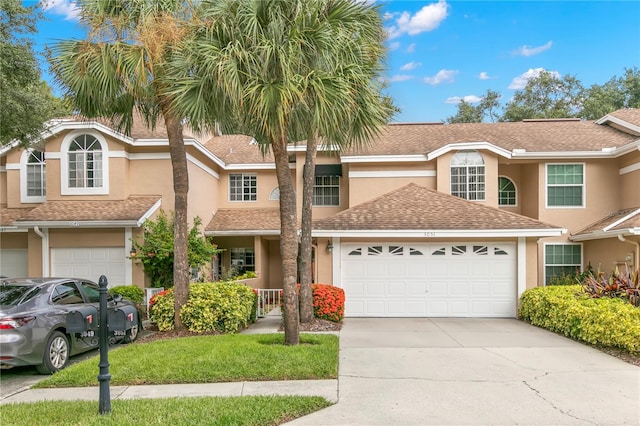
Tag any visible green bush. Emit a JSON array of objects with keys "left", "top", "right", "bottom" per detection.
[
  {"left": 519, "top": 285, "right": 640, "bottom": 353},
  {"left": 109, "top": 285, "right": 144, "bottom": 304},
  {"left": 149, "top": 282, "right": 255, "bottom": 333}
]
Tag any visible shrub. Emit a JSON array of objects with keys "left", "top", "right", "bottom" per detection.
[
  {"left": 149, "top": 282, "right": 255, "bottom": 333},
  {"left": 519, "top": 285, "right": 640, "bottom": 353},
  {"left": 312, "top": 284, "right": 345, "bottom": 322},
  {"left": 581, "top": 266, "right": 639, "bottom": 307},
  {"left": 108, "top": 285, "right": 144, "bottom": 304},
  {"left": 547, "top": 263, "right": 594, "bottom": 286}
]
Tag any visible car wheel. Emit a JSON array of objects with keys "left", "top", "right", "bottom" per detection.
[
  {"left": 123, "top": 317, "right": 142, "bottom": 343},
  {"left": 36, "top": 331, "right": 69, "bottom": 375}
]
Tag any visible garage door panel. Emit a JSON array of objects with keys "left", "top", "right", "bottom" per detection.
[
  {"left": 51, "top": 247, "right": 125, "bottom": 286},
  {"left": 340, "top": 243, "right": 516, "bottom": 318},
  {"left": 0, "top": 249, "right": 28, "bottom": 278}
]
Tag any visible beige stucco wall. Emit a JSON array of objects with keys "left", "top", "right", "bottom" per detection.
[
  {"left": 525, "top": 238, "right": 541, "bottom": 289},
  {"left": 583, "top": 237, "right": 638, "bottom": 271},
  {"left": 27, "top": 230, "right": 43, "bottom": 276},
  {"left": 497, "top": 163, "right": 523, "bottom": 215},
  {"left": 49, "top": 228, "right": 124, "bottom": 247},
  {"left": 618, "top": 152, "right": 640, "bottom": 208},
  {"left": 0, "top": 232, "right": 28, "bottom": 249},
  {"left": 217, "top": 169, "right": 280, "bottom": 209}
]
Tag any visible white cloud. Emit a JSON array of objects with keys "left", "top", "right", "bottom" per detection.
[
  {"left": 386, "top": 0, "right": 449, "bottom": 39},
  {"left": 423, "top": 69, "right": 458, "bottom": 85},
  {"left": 406, "top": 43, "right": 416, "bottom": 53},
  {"left": 508, "top": 68, "right": 561, "bottom": 89},
  {"left": 42, "top": 0, "right": 81, "bottom": 21},
  {"left": 513, "top": 41, "right": 553, "bottom": 57},
  {"left": 389, "top": 74, "right": 414, "bottom": 83},
  {"left": 400, "top": 61, "right": 422, "bottom": 71},
  {"left": 445, "top": 95, "right": 483, "bottom": 105},
  {"left": 478, "top": 72, "right": 492, "bottom": 80},
  {"left": 388, "top": 41, "right": 401, "bottom": 51}
]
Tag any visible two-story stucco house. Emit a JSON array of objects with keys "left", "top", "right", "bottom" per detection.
[{"left": 1, "top": 109, "right": 639, "bottom": 318}]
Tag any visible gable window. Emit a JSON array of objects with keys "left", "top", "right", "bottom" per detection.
[
  {"left": 544, "top": 244, "right": 582, "bottom": 284},
  {"left": 61, "top": 131, "right": 109, "bottom": 195},
  {"left": 68, "top": 135, "right": 103, "bottom": 188},
  {"left": 229, "top": 174, "right": 257, "bottom": 201},
  {"left": 21, "top": 149, "right": 46, "bottom": 202},
  {"left": 546, "top": 164, "right": 584, "bottom": 207},
  {"left": 498, "top": 176, "right": 516, "bottom": 206},
  {"left": 230, "top": 248, "right": 255, "bottom": 273},
  {"left": 451, "top": 150, "right": 485, "bottom": 201},
  {"left": 313, "top": 164, "right": 341, "bottom": 206}
]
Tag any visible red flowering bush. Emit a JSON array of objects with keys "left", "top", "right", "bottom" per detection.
[{"left": 311, "top": 284, "right": 345, "bottom": 322}]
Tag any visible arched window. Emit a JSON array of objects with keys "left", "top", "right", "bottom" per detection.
[
  {"left": 498, "top": 176, "right": 516, "bottom": 206},
  {"left": 21, "top": 149, "right": 46, "bottom": 202},
  {"left": 450, "top": 150, "right": 485, "bottom": 201},
  {"left": 68, "top": 134, "right": 103, "bottom": 188}
]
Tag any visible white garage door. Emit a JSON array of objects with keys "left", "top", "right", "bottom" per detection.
[
  {"left": 51, "top": 247, "right": 126, "bottom": 287},
  {"left": 341, "top": 243, "right": 516, "bottom": 318},
  {"left": 0, "top": 249, "right": 28, "bottom": 278}
]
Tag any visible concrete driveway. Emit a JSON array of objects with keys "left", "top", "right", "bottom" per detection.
[{"left": 289, "top": 318, "right": 640, "bottom": 425}]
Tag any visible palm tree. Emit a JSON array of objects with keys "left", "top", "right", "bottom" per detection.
[
  {"left": 48, "top": 0, "right": 200, "bottom": 330},
  {"left": 169, "top": 0, "right": 392, "bottom": 343}
]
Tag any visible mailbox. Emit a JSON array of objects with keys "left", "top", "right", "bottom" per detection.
[
  {"left": 108, "top": 305, "right": 138, "bottom": 331},
  {"left": 67, "top": 306, "right": 99, "bottom": 333}
]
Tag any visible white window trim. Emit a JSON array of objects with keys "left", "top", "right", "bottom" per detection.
[
  {"left": 229, "top": 173, "right": 257, "bottom": 202},
  {"left": 543, "top": 242, "right": 583, "bottom": 285},
  {"left": 312, "top": 175, "right": 341, "bottom": 207},
  {"left": 545, "top": 163, "right": 585, "bottom": 209},
  {"left": 20, "top": 149, "right": 46, "bottom": 203},
  {"left": 498, "top": 175, "right": 517, "bottom": 207},
  {"left": 60, "top": 130, "right": 109, "bottom": 195},
  {"left": 450, "top": 150, "right": 486, "bottom": 201}
]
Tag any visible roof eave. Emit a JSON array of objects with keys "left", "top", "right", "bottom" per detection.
[
  {"left": 570, "top": 228, "right": 640, "bottom": 242},
  {"left": 205, "top": 230, "right": 281, "bottom": 236},
  {"left": 15, "top": 220, "right": 143, "bottom": 229}
]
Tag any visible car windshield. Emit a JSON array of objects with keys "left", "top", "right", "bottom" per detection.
[{"left": 0, "top": 285, "right": 40, "bottom": 306}]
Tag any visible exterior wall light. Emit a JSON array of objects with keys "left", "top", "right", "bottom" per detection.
[
  {"left": 129, "top": 247, "right": 137, "bottom": 259},
  {"left": 326, "top": 240, "right": 333, "bottom": 253}
]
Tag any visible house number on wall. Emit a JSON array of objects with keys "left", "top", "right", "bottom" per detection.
[
  {"left": 424, "top": 232, "right": 436, "bottom": 237},
  {"left": 69, "top": 221, "right": 80, "bottom": 227}
]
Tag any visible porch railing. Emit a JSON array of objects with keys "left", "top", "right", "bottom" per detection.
[{"left": 256, "top": 288, "right": 282, "bottom": 318}]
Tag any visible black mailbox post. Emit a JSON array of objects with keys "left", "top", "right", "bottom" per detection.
[{"left": 67, "top": 306, "right": 98, "bottom": 334}]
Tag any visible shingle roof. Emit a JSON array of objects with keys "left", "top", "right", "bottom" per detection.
[
  {"left": 13, "top": 196, "right": 161, "bottom": 224},
  {"left": 343, "top": 119, "right": 637, "bottom": 157},
  {"left": 206, "top": 208, "right": 281, "bottom": 233},
  {"left": 204, "top": 135, "right": 274, "bottom": 165},
  {"left": 572, "top": 207, "right": 640, "bottom": 236},
  {"left": 0, "top": 207, "right": 34, "bottom": 227},
  {"left": 313, "top": 183, "right": 560, "bottom": 231},
  {"left": 609, "top": 109, "right": 640, "bottom": 127}
]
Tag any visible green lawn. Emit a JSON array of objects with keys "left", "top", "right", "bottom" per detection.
[
  {"left": 36, "top": 333, "right": 339, "bottom": 388},
  {"left": 0, "top": 396, "right": 332, "bottom": 426}
]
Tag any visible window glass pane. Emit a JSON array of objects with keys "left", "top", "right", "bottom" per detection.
[
  {"left": 67, "top": 135, "right": 102, "bottom": 189},
  {"left": 544, "top": 244, "right": 581, "bottom": 284},
  {"left": 313, "top": 175, "right": 340, "bottom": 206},
  {"left": 498, "top": 177, "right": 516, "bottom": 206}
]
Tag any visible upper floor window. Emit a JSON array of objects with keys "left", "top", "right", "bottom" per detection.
[
  {"left": 313, "top": 176, "right": 340, "bottom": 206},
  {"left": 451, "top": 150, "right": 485, "bottom": 201},
  {"left": 229, "top": 173, "right": 257, "bottom": 201},
  {"left": 21, "top": 149, "right": 46, "bottom": 203},
  {"left": 61, "top": 131, "right": 109, "bottom": 195},
  {"left": 546, "top": 164, "right": 584, "bottom": 207},
  {"left": 498, "top": 176, "right": 516, "bottom": 206}
]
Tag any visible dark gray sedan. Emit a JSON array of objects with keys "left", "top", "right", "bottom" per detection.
[{"left": 0, "top": 278, "right": 141, "bottom": 374}]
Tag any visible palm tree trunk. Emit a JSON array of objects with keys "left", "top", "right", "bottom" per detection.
[
  {"left": 162, "top": 107, "right": 190, "bottom": 331},
  {"left": 271, "top": 136, "right": 300, "bottom": 345},
  {"left": 299, "top": 132, "right": 318, "bottom": 323}
]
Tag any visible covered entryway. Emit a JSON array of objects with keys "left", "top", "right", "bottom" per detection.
[
  {"left": 0, "top": 249, "right": 28, "bottom": 278},
  {"left": 340, "top": 243, "right": 516, "bottom": 317},
  {"left": 51, "top": 247, "right": 126, "bottom": 286}
]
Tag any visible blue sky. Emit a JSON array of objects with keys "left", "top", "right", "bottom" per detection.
[{"left": 29, "top": 0, "right": 640, "bottom": 123}]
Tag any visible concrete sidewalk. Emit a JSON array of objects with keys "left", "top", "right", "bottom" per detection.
[{"left": 1, "top": 311, "right": 338, "bottom": 405}]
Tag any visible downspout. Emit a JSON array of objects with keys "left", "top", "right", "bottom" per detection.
[
  {"left": 618, "top": 234, "right": 640, "bottom": 270},
  {"left": 34, "top": 226, "right": 49, "bottom": 277}
]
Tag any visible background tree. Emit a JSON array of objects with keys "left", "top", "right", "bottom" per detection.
[
  {"left": 580, "top": 67, "right": 640, "bottom": 119},
  {"left": 1, "top": 0, "right": 66, "bottom": 146},
  {"left": 446, "top": 90, "right": 501, "bottom": 124},
  {"left": 502, "top": 71, "right": 585, "bottom": 121},
  {"left": 49, "top": 0, "right": 199, "bottom": 330}
]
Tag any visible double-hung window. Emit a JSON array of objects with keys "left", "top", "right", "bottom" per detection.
[
  {"left": 450, "top": 150, "right": 485, "bottom": 201},
  {"left": 544, "top": 244, "right": 582, "bottom": 284},
  {"left": 22, "top": 150, "right": 46, "bottom": 202},
  {"left": 546, "top": 164, "right": 584, "bottom": 207},
  {"left": 229, "top": 174, "right": 257, "bottom": 201}
]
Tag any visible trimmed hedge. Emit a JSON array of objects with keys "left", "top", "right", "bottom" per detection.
[
  {"left": 109, "top": 285, "right": 144, "bottom": 304},
  {"left": 519, "top": 285, "right": 640, "bottom": 353},
  {"left": 312, "top": 284, "right": 345, "bottom": 322},
  {"left": 149, "top": 281, "right": 256, "bottom": 333}
]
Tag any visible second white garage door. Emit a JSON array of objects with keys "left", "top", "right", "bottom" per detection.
[
  {"left": 51, "top": 247, "right": 126, "bottom": 287},
  {"left": 340, "top": 243, "right": 517, "bottom": 318}
]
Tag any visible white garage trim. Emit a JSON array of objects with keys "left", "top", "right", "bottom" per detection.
[{"left": 339, "top": 242, "right": 517, "bottom": 318}]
